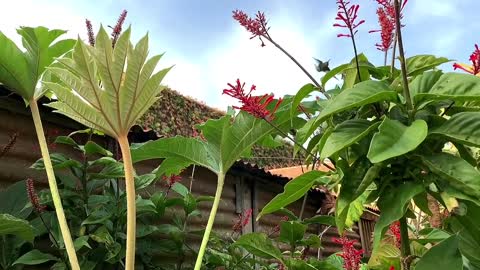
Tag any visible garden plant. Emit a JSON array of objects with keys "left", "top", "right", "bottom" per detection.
[{"left": 0, "top": 0, "right": 480, "bottom": 269}]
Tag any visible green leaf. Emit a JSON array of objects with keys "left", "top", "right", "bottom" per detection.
[
  {"left": 372, "top": 182, "right": 424, "bottom": 249},
  {"left": 13, "top": 249, "right": 59, "bottom": 265},
  {"left": 135, "top": 174, "right": 157, "bottom": 190},
  {"left": 278, "top": 221, "right": 307, "bottom": 246},
  {"left": 299, "top": 81, "right": 397, "bottom": 143},
  {"left": 409, "top": 70, "right": 443, "bottom": 99},
  {"left": 74, "top": 236, "right": 92, "bottom": 251},
  {"left": 414, "top": 235, "right": 462, "bottom": 270},
  {"left": 321, "top": 63, "right": 349, "bottom": 87},
  {"left": 430, "top": 112, "right": 480, "bottom": 147},
  {"left": 406, "top": 55, "right": 451, "bottom": 77},
  {"left": 290, "top": 83, "right": 316, "bottom": 117},
  {"left": 45, "top": 26, "right": 171, "bottom": 137},
  {"left": 234, "top": 233, "right": 283, "bottom": 262},
  {"left": 0, "top": 214, "right": 35, "bottom": 242},
  {"left": 171, "top": 182, "right": 189, "bottom": 197},
  {"left": 31, "top": 153, "right": 82, "bottom": 170},
  {"left": 303, "top": 215, "right": 336, "bottom": 226},
  {"left": 321, "top": 120, "right": 380, "bottom": 159},
  {"left": 421, "top": 153, "right": 480, "bottom": 200},
  {"left": 184, "top": 193, "right": 197, "bottom": 215},
  {"left": 0, "top": 180, "right": 31, "bottom": 219},
  {"left": 258, "top": 171, "right": 327, "bottom": 219},
  {"left": 368, "top": 118, "right": 428, "bottom": 163},
  {"left": 414, "top": 228, "right": 451, "bottom": 244},
  {"left": 414, "top": 73, "right": 480, "bottom": 105},
  {"left": 54, "top": 135, "right": 78, "bottom": 147},
  {"left": 81, "top": 210, "right": 112, "bottom": 226},
  {"left": 83, "top": 141, "right": 112, "bottom": 156}
]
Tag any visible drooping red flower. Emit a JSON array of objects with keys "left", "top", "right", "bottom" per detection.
[
  {"left": 454, "top": 44, "right": 480, "bottom": 76},
  {"left": 389, "top": 266, "right": 395, "bottom": 270},
  {"left": 232, "top": 208, "right": 253, "bottom": 233},
  {"left": 223, "top": 79, "right": 283, "bottom": 120},
  {"left": 111, "top": 10, "right": 127, "bottom": 47},
  {"left": 333, "top": 237, "right": 363, "bottom": 270},
  {"left": 334, "top": 0, "right": 365, "bottom": 38},
  {"left": 389, "top": 221, "right": 401, "bottom": 248},
  {"left": 162, "top": 174, "right": 182, "bottom": 188},
  {"left": 26, "top": 178, "right": 46, "bottom": 213},
  {"left": 369, "top": 0, "right": 408, "bottom": 52},
  {"left": 85, "top": 19, "right": 95, "bottom": 46},
  {"left": 232, "top": 10, "right": 269, "bottom": 46}
]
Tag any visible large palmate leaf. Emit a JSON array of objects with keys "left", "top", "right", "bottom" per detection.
[
  {"left": 321, "top": 119, "right": 380, "bottom": 159},
  {"left": 44, "top": 26, "right": 171, "bottom": 138},
  {"left": 0, "top": 26, "right": 74, "bottom": 100},
  {"left": 372, "top": 182, "right": 423, "bottom": 249},
  {"left": 421, "top": 153, "right": 480, "bottom": 200},
  {"left": 258, "top": 170, "right": 328, "bottom": 219},
  {"left": 414, "top": 73, "right": 480, "bottom": 105},
  {"left": 405, "top": 55, "right": 451, "bottom": 77},
  {"left": 414, "top": 235, "right": 462, "bottom": 270},
  {"left": 430, "top": 112, "right": 480, "bottom": 147},
  {"left": 296, "top": 80, "right": 397, "bottom": 144},
  {"left": 131, "top": 111, "right": 283, "bottom": 176},
  {"left": 368, "top": 118, "right": 428, "bottom": 163}
]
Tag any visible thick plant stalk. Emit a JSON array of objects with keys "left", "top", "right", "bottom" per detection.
[
  {"left": 118, "top": 135, "right": 136, "bottom": 270},
  {"left": 29, "top": 100, "right": 80, "bottom": 270},
  {"left": 194, "top": 173, "right": 225, "bottom": 270}
]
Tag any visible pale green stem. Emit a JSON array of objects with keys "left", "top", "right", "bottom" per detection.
[
  {"left": 29, "top": 100, "right": 80, "bottom": 270},
  {"left": 118, "top": 135, "right": 136, "bottom": 270},
  {"left": 194, "top": 173, "right": 225, "bottom": 270}
]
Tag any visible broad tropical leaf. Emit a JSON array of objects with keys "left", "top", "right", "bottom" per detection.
[
  {"left": 421, "top": 153, "right": 480, "bottom": 200},
  {"left": 0, "top": 26, "right": 74, "bottom": 100},
  {"left": 430, "top": 112, "right": 480, "bottom": 147},
  {"left": 321, "top": 120, "right": 380, "bottom": 159},
  {"left": 367, "top": 118, "right": 428, "bottom": 163},
  {"left": 414, "top": 235, "right": 462, "bottom": 270},
  {"left": 409, "top": 70, "right": 443, "bottom": 99},
  {"left": 234, "top": 233, "right": 283, "bottom": 262},
  {"left": 414, "top": 73, "right": 480, "bottom": 105},
  {"left": 13, "top": 249, "right": 59, "bottom": 265},
  {"left": 297, "top": 81, "right": 397, "bottom": 144},
  {"left": 290, "top": 83, "right": 316, "bottom": 117},
  {"left": 44, "top": 26, "right": 171, "bottom": 138},
  {"left": 405, "top": 55, "right": 451, "bottom": 77},
  {"left": 372, "top": 182, "right": 423, "bottom": 249},
  {"left": 0, "top": 214, "right": 35, "bottom": 242},
  {"left": 258, "top": 170, "right": 328, "bottom": 219},
  {"left": 0, "top": 180, "right": 32, "bottom": 219}
]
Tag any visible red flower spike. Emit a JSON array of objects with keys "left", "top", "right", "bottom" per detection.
[
  {"left": 333, "top": 237, "right": 363, "bottom": 270},
  {"left": 390, "top": 266, "right": 395, "bottom": 270},
  {"left": 232, "top": 208, "right": 253, "bottom": 232},
  {"left": 111, "top": 9, "right": 127, "bottom": 47},
  {"left": 223, "top": 79, "right": 283, "bottom": 120},
  {"left": 232, "top": 10, "right": 269, "bottom": 46},
  {"left": 389, "top": 221, "right": 401, "bottom": 248},
  {"left": 334, "top": 0, "right": 365, "bottom": 38},
  {"left": 454, "top": 44, "right": 480, "bottom": 75},
  {"left": 162, "top": 174, "right": 182, "bottom": 188},
  {"left": 370, "top": 0, "right": 408, "bottom": 51},
  {"left": 85, "top": 19, "right": 95, "bottom": 46},
  {"left": 26, "top": 178, "right": 46, "bottom": 213}
]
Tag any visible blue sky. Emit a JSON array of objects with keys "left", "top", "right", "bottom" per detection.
[{"left": 1, "top": 0, "right": 478, "bottom": 109}]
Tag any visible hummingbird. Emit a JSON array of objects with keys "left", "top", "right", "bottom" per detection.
[{"left": 313, "top": 58, "right": 331, "bottom": 72}]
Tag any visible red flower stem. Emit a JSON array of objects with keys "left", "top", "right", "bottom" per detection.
[
  {"left": 399, "top": 216, "right": 411, "bottom": 262},
  {"left": 263, "top": 118, "right": 335, "bottom": 171},
  {"left": 261, "top": 29, "right": 331, "bottom": 99},
  {"left": 394, "top": 0, "right": 413, "bottom": 115},
  {"left": 338, "top": 1, "right": 362, "bottom": 82}
]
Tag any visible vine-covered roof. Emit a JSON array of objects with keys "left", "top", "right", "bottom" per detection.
[{"left": 137, "top": 88, "right": 304, "bottom": 169}]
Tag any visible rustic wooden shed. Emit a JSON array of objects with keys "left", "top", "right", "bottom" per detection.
[{"left": 0, "top": 86, "right": 377, "bottom": 265}]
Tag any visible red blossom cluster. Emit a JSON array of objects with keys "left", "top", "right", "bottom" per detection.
[
  {"left": 162, "top": 174, "right": 182, "bottom": 188},
  {"left": 333, "top": 237, "right": 363, "bottom": 270},
  {"left": 454, "top": 44, "right": 480, "bottom": 75},
  {"left": 26, "top": 178, "right": 46, "bottom": 213},
  {"left": 334, "top": 0, "right": 365, "bottom": 38},
  {"left": 85, "top": 19, "right": 95, "bottom": 46},
  {"left": 232, "top": 10, "right": 269, "bottom": 46},
  {"left": 223, "top": 79, "right": 282, "bottom": 120},
  {"left": 111, "top": 9, "right": 127, "bottom": 47},
  {"left": 389, "top": 221, "right": 401, "bottom": 248},
  {"left": 232, "top": 208, "right": 253, "bottom": 233},
  {"left": 369, "top": 0, "right": 408, "bottom": 52}
]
